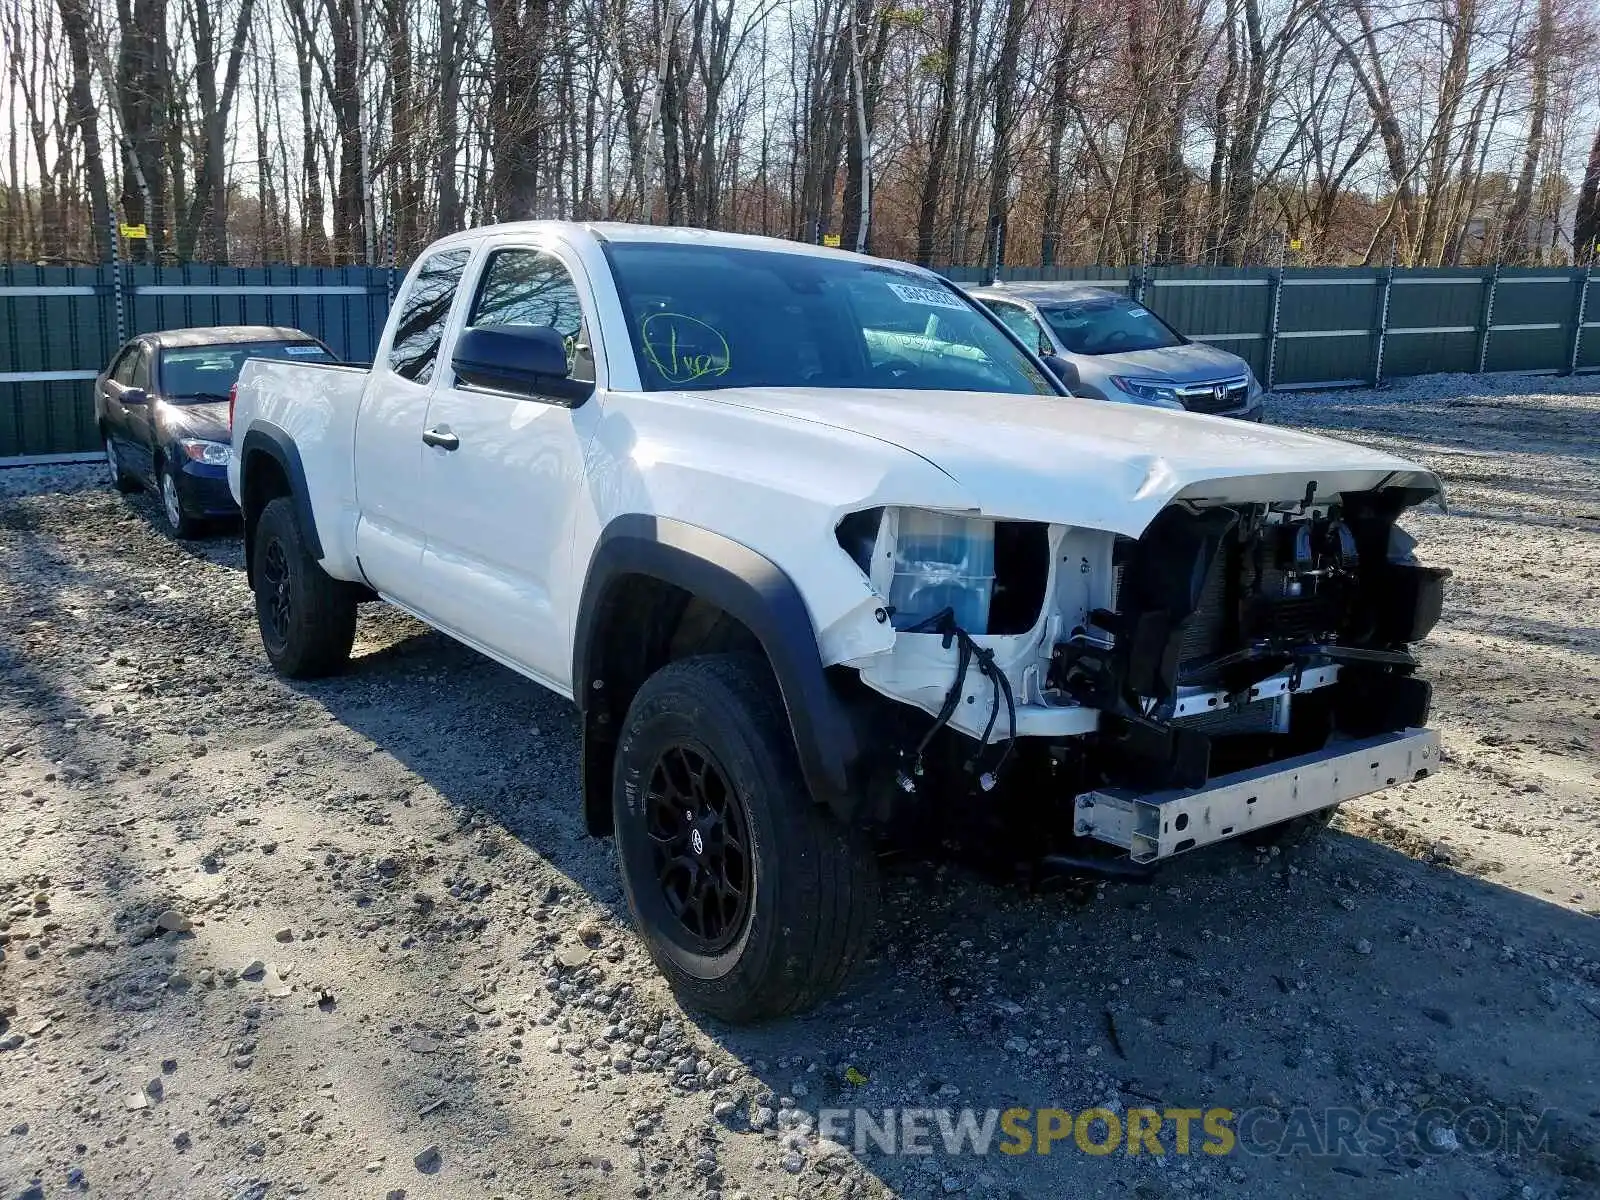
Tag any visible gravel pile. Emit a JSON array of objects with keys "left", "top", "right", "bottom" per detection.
[{"left": 2, "top": 377, "right": 1598, "bottom": 1199}]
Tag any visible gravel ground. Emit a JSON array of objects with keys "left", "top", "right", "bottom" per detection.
[{"left": 2, "top": 374, "right": 1599, "bottom": 1200}]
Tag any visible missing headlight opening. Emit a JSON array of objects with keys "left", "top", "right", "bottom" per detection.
[
  {"left": 837, "top": 488, "right": 1446, "bottom": 867},
  {"left": 834, "top": 508, "right": 1052, "bottom": 636}
]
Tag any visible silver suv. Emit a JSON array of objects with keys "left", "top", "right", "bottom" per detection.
[{"left": 971, "top": 283, "right": 1265, "bottom": 421}]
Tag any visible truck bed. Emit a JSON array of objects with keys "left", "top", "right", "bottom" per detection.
[{"left": 227, "top": 358, "right": 370, "bottom": 580}]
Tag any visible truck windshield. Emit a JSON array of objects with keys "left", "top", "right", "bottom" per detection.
[
  {"left": 1039, "top": 296, "right": 1184, "bottom": 355},
  {"left": 603, "top": 242, "right": 1055, "bottom": 396},
  {"left": 160, "top": 341, "right": 335, "bottom": 402}
]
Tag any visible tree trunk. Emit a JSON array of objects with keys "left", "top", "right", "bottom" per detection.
[
  {"left": 115, "top": 0, "right": 169, "bottom": 262},
  {"left": 840, "top": 1, "right": 887, "bottom": 254},
  {"left": 1575, "top": 123, "right": 1600, "bottom": 263},
  {"left": 436, "top": 0, "right": 462, "bottom": 236},
  {"left": 486, "top": 0, "right": 547, "bottom": 221},
  {"left": 1503, "top": 0, "right": 1552, "bottom": 262},
  {"left": 982, "top": 0, "right": 1027, "bottom": 271},
  {"left": 325, "top": 0, "right": 365, "bottom": 262},
  {"left": 1039, "top": 3, "right": 1080, "bottom": 267},
  {"left": 914, "top": 0, "right": 962, "bottom": 266},
  {"left": 55, "top": 0, "right": 112, "bottom": 259}
]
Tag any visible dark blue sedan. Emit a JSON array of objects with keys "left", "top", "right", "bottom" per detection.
[{"left": 95, "top": 326, "right": 336, "bottom": 537}]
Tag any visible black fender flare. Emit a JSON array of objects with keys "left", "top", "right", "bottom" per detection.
[
  {"left": 572, "top": 514, "right": 861, "bottom": 830},
  {"left": 238, "top": 422, "right": 322, "bottom": 582}
]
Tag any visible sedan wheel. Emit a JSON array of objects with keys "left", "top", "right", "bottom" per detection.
[
  {"left": 160, "top": 464, "right": 201, "bottom": 539},
  {"left": 104, "top": 437, "right": 137, "bottom": 494}
]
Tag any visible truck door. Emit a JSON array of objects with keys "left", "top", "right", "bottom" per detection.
[
  {"left": 413, "top": 241, "right": 604, "bottom": 693},
  {"left": 352, "top": 246, "right": 472, "bottom": 596}
]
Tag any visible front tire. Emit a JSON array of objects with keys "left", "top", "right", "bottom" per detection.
[
  {"left": 252, "top": 496, "right": 356, "bottom": 678},
  {"left": 159, "top": 461, "right": 203, "bottom": 539},
  {"left": 613, "top": 654, "right": 877, "bottom": 1023}
]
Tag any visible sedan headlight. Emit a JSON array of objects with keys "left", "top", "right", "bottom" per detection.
[
  {"left": 1107, "top": 376, "right": 1184, "bottom": 408},
  {"left": 179, "top": 438, "right": 231, "bottom": 465}
]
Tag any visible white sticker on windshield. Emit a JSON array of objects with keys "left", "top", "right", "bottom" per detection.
[
  {"left": 886, "top": 282, "right": 968, "bottom": 311},
  {"left": 285, "top": 345, "right": 325, "bottom": 356}
]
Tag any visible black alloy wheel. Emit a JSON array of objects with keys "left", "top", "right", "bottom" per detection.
[
  {"left": 250, "top": 496, "right": 357, "bottom": 678},
  {"left": 611, "top": 654, "right": 878, "bottom": 1022},
  {"left": 259, "top": 536, "right": 293, "bottom": 649},
  {"left": 644, "top": 744, "right": 752, "bottom": 952}
]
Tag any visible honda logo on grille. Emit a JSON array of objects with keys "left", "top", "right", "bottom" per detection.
[{"left": 1214, "top": 385, "right": 1227, "bottom": 403}]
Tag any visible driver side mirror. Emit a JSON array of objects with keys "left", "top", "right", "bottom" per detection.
[
  {"left": 1040, "top": 354, "right": 1080, "bottom": 393},
  {"left": 120, "top": 387, "right": 149, "bottom": 406},
  {"left": 451, "top": 325, "right": 594, "bottom": 406}
]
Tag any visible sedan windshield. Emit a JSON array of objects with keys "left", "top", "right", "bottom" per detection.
[
  {"left": 603, "top": 242, "right": 1055, "bottom": 396},
  {"left": 1040, "top": 297, "right": 1184, "bottom": 355},
  {"left": 160, "top": 341, "right": 335, "bottom": 402}
]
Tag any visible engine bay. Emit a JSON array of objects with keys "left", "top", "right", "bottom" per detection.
[{"left": 834, "top": 483, "right": 1448, "bottom": 849}]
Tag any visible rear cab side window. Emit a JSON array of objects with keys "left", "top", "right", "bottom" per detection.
[
  {"left": 388, "top": 247, "right": 472, "bottom": 384},
  {"left": 466, "top": 247, "right": 595, "bottom": 385}
]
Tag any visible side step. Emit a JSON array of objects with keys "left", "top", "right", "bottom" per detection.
[{"left": 1073, "top": 728, "right": 1440, "bottom": 863}]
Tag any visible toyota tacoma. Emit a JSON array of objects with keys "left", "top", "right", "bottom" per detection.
[{"left": 228, "top": 223, "right": 1447, "bottom": 1022}]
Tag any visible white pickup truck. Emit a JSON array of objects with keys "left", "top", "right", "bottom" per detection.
[{"left": 229, "top": 222, "right": 1447, "bottom": 1021}]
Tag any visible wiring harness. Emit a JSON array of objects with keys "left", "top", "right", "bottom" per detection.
[{"left": 894, "top": 607, "right": 1019, "bottom": 795}]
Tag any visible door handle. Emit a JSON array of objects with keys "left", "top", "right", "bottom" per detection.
[{"left": 422, "top": 427, "right": 459, "bottom": 451}]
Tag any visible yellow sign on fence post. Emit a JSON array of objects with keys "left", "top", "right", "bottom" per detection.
[
  {"left": 119, "top": 223, "right": 147, "bottom": 239},
  {"left": 822, "top": 233, "right": 841, "bottom": 248}
]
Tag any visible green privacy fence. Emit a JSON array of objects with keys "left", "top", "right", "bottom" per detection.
[
  {"left": 943, "top": 263, "right": 1600, "bottom": 393},
  {"left": 3, "top": 259, "right": 1597, "bottom": 461},
  {"left": 1, "top": 263, "right": 395, "bottom": 461}
]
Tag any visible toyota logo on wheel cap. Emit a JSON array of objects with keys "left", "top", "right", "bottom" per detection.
[{"left": 691, "top": 828, "right": 705, "bottom": 855}]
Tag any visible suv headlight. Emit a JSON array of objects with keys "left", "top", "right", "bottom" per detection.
[
  {"left": 1107, "top": 376, "right": 1183, "bottom": 407},
  {"left": 179, "top": 438, "right": 231, "bottom": 465}
]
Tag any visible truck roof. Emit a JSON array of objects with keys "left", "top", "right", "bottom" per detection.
[{"left": 424, "top": 220, "right": 929, "bottom": 271}]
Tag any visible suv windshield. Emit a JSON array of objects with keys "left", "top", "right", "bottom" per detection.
[
  {"left": 604, "top": 243, "right": 1055, "bottom": 395},
  {"left": 1039, "top": 296, "right": 1184, "bottom": 355},
  {"left": 160, "top": 341, "right": 335, "bottom": 402}
]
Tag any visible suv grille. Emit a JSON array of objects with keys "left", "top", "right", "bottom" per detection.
[{"left": 1177, "top": 377, "right": 1250, "bottom": 414}]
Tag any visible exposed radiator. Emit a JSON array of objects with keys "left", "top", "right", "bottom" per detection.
[
  {"left": 1174, "top": 693, "right": 1280, "bottom": 735},
  {"left": 1178, "top": 547, "right": 1234, "bottom": 669}
]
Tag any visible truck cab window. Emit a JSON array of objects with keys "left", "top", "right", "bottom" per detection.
[
  {"left": 389, "top": 247, "right": 471, "bottom": 383},
  {"left": 467, "top": 248, "right": 595, "bottom": 384}
]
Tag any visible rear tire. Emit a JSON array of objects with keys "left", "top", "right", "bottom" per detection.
[
  {"left": 612, "top": 654, "right": 877, "bottom": 1023},
  {"left": 252, "top": 496, "right": 356, "bottom": 678},
  {"left": 104, "top": 436, "right": 138, "bottom": 494}
]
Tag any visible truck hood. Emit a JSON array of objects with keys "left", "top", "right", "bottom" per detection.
[
  {"left": 1075, "top": 339, "right": 1250, "bottom": 382},
  {"left": 692, "top": 386, "right": 1442, "bottom": 536}
]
